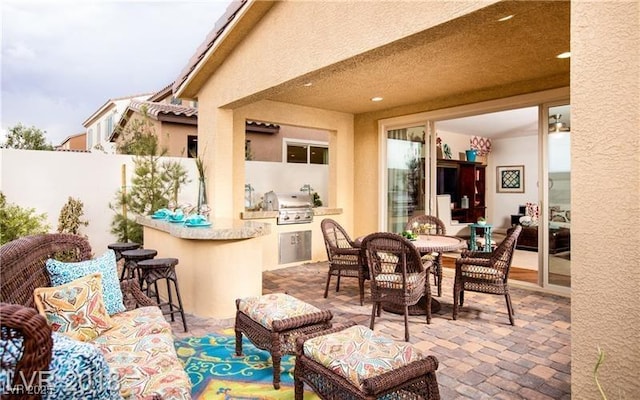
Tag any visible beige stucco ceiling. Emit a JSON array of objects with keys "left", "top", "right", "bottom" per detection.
[{"left": 257, "top": 1, "right": 570, "bottom": 116}]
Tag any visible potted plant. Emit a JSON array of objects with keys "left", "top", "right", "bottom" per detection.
[{"left": 477, "top": 217, "right": 487, "bottom": 226}]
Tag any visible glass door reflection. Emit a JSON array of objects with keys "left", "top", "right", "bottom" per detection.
[
  {"left": 386, "top": 126, "right": 427, "bottom": 233},
  {"left": 546, "top": 105, "right": 571, "bottom": 288}
]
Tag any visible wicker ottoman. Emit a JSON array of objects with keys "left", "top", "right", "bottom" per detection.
[
  {"left": 295, "top": 323, "right": 440, "bottom": 400},
  {"left": 235, "top": 293, "right": 333, "bottom": 389}
]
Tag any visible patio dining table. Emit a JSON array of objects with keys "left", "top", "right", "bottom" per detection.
[{"left": 355, "top": 234, "right": 466, "bottom": 314}]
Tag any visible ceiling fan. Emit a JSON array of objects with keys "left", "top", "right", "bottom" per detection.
[{"left": 549, "top": 114, "right": 570, "bottom": 133}]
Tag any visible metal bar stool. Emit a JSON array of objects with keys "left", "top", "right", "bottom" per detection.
[
  {"left": 120, "top": 248, "right": 157, "bottom": 282},
  {"left": 137, "top": 258, "right": 188, "bottom": 332}
]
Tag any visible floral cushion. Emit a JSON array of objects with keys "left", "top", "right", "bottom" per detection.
[
  {"left": 91, "top": 307, "right": 192, "bottom": 399},
  {"left": 34, "top": 273, "right": 113, "bottom": 342},
  {"left": 303, "top": 325, "right": 424, "bottom": 391},
  {"left": 238, "top": 293, "right": 321, "bottom": 329},
  {"left": 46, "top": 249, "right": 125, "bottom": 315},
  {"left": 45, "top": 332, "right": 120, "bottom": 400}
]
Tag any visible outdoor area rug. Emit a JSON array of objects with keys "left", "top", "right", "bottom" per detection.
[{"left": 174, "top": 328, "right": 319, "bottom": 399}]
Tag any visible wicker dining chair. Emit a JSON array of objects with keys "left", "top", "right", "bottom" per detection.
[
  {"left": 361, "top": 232, "right": 431, "bottom": 341},
  {"left": 406, "top": 215, "right": 446, "bottom": 297},
  {"left": 321, "top": 219, "right": 368, "bottom": 305},
  {"left": 453, "top": 225, "right": 522, "bottom": 325}
]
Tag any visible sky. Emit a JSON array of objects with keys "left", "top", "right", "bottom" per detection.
[{"left": 1, "top": 0, "right": 231, "bottom": 145}]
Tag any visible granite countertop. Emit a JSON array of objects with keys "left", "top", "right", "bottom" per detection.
[
  {"left": 241, "top": 207, "right": 342, "bottom": 220},
  {"left": 137, "top": 216, "right": 271, "bottom": 240}
]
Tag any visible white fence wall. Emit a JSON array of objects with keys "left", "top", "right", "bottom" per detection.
[
  {"left": 0, "top": 149, "right": 199, "bottom": 254},
  {"left": 245, "top": 161, "right": 328, "bottom": 207}
]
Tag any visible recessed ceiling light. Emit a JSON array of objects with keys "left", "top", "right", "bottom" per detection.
[
  {"left": 498, "top": 14, "right": 514, "bottom": 22},
  {"left": 556, "top": 52, "right": 571, "bottom": 59},
  {"left": 371, "top": 96, "right": 383, "bottom": 102},
  {"left": 302, "top": 82, "right": 313, "bottom": 87}
]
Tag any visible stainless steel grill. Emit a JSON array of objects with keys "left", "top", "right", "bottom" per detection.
[{"left": 264, "top": 191, "right": 314, "bottom": 225}]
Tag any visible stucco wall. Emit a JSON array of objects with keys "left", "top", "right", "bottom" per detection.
[
  {"left": 0, "top": 149, "right": 199, "bottom": 253},
  {"left": 571, "top": 1, "right": 640, "bottom": 398},
  {"left": 247, "top": 124, "right": 329, "bottom": 162},
  {"left": 193, "top": 1, "right": 494, "bottom": 108},
  {"left": 158, "top": 121, "right": 197, "bottom": 157}
]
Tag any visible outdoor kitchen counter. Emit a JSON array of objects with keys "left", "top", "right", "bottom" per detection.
[
  {"left": 240, "top": 207, "right": 342, "bottom": 220},
  {"left": 137, "top": 216, "right": 271, "bottom": 319},
  {"left": 137, "top": 216, "right": 271, "bottom": 239}
]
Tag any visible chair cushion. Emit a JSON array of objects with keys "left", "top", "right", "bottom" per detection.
[
  {"left": 375, "top": 272, "right": 423, "bottom": 290},
  {"left": 303, "top": 325, "right": 424, "bottom": 391},
  {"left": 34, "top": 272, "right": 113, "bottom": 342},
  {"left": 91, "top": 307, "right": 192, "bottom": 399},
  {"left": 238, "top": 293, "right": 320, "bottom": 329},
  {"left": 46, "top": 249, "right": 125, "bottom": 315}
]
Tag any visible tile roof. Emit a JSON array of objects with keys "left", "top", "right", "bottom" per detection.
[
  {"left": 129, "top": 100, "right": 198, "bottom": 119},
  {"left": 148, "top": 83, "right": 173, "bottom": 103},
  {"left": 173, "top": 0, "right": 248, "bottom": 96},
  {"left": 109, "top": 100, "right": 198, "bottom": 142}
]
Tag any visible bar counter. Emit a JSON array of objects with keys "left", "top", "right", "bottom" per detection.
[{"left": 137, "top": 216, "right": 271, "bottom": 319}]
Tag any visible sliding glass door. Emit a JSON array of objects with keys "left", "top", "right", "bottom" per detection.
[
  {"left": 544, "top": 104, "right": 571, "bottom": 288},
  {"left": 385, "top": 126, "right": 428, "bottom": 233}
]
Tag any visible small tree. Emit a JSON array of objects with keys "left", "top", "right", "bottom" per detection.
[
  {"left": 0, "top": 192, "right": 50, "bottom": 244},
  {"left": 2, "top": 123, "right": 54, "bottom": 150},
  {"left": 109, "top": 111, "right": 189, "bottom": 243},
  {"left": 115, "top": 106, "right": 160, "bottom": 156},
  {"left": 57, "top": 197, "right": 88, "bottom": 235}
]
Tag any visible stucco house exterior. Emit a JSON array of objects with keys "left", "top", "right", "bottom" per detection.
[
  {"left": 56, "top": 132, "right": 86, "bottom": 151},
  {"left": 82, "top": 93, "right": 152, "bottom": 153},
  {"left": 167, "top": 0, "right": 638, "bottom": 397}
]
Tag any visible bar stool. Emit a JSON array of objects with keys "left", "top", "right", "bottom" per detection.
[
  {"left": 120, "top": 248, "right": 157, "bottom": 282},
  {"left": 137, "top": 258, "right": 188, "bottom": 332},
  {"left": 107, "top": 242, "right": 140, "bottom": 262}
]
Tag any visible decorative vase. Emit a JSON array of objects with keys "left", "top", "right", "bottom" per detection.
[
  {"left": 197, "top": 178, "right": 207, "bottom": 214},
  {"left": 465, "top": 149, "right": 477, "bottom": 162}
]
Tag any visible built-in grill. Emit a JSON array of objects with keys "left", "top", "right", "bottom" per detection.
[{"left": 264, "top": 191, "right": 314, "bottom": 225}]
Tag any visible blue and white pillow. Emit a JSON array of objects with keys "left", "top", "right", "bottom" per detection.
[
  {"left": 0, "top": 327, "right": 24, "bottom": 394},
  {"left": 46, "top": 249, "right": 125, "bottom": 315},
  {"left": 45, "top": 332, "right": 121, "bottom": 400}
]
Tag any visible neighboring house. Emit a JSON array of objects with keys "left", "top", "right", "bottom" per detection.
[
  {"left": 167, "top": 1, "right": 638, "bottom": 397},
  {"left": 56, "top": 132, "right": 86, "bottom": 151},
  {"left": 82, "top": 93, "right": 152, "bottom": 153},
  {"left": 109, "top": 100, "right": 198, "bottom": 158}
]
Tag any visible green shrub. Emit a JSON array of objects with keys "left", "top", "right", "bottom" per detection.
[
  {"left": 58, "top": 197, "right": 88, "bottom": 235},
  {"left": 0, "top": 192, "right": 50, "bottom": 245}
]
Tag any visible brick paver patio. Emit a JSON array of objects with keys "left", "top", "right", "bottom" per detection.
[{"left": 172, "top": 261, "right": 571, "bottom": 399}]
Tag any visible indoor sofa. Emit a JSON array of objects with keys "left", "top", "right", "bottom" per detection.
[{"left": 0, "top": 233, "right": 192, "bottom": 399}]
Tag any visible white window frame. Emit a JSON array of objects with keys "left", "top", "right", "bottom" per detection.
[{"left": 282, "top": 138, "right": 329, "bottom": 164}]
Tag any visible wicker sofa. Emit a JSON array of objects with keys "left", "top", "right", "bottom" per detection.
[{"left": 0, "top": 234, "right": 191, "bottom": 399}]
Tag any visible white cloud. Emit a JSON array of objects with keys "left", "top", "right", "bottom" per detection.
[{"left": 1, "top": 0, "right": 230, "bottom": 145}]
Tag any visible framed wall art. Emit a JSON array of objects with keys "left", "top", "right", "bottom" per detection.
[{"left": 497, "top": 165, "right": 525, "bottom": 193}]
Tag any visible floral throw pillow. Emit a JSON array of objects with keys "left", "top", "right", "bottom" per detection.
[
  {"left": 46, "top": 249, "right": 125, "bottom": 315},
  {"left": 34, "top": 273, "right": 113, "bottom": 342}
]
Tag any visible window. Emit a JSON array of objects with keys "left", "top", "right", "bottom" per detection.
[
  {"left": 96, "top": 123, "right": 101, "bottom": 142},
  {"left": 187, "top": 135, "right": 197, "bottom": 158},
  {"left": 310, "top": 146, "right": 328, "bottom": 164},
  {"left": 105, "top": 115, "right": 114, "bottom": 140},
  {"left": 87, "top": 129, "right": 93, "bottom": 148},
  {"left": 170, "top": 97, "right": 183, "bottom": 105},
  {"left": 285, "top": 141, "right": 328, "bottom": 164}
]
